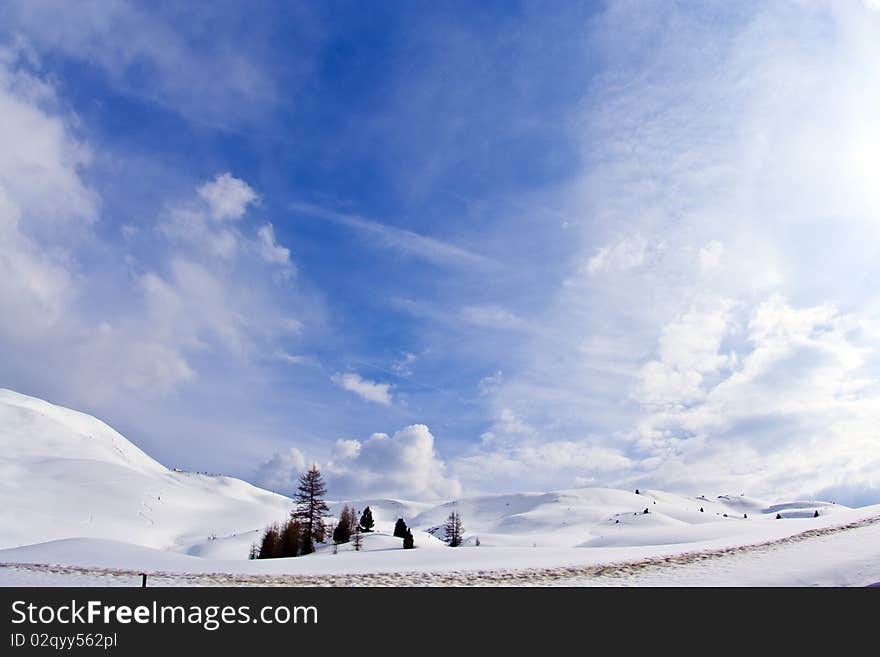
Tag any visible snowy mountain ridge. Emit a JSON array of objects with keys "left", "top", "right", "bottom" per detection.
[
  {"left": 0, "top": 388, "right": 292, "bottom": 552},
  {"left": 0, "top": 389, "right": 868, "bottom": 569}
]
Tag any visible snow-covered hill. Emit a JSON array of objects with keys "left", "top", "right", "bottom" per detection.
[
  {"left": 2, "top": 389, "right": 878, "bottom": 587},
  {"left": 0, "top": 389, "right": 292, "bottom": 552}
]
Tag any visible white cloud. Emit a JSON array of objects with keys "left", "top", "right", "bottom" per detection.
[
  {"left": 698, "top": 241, "right": 724, "bottom": 271},
  {"left": 478, "top": 371, "right": 504, "bottom": 396},
  {"left": 273, "top": 350, "right": 317, "bottom": 367},
  {"left": 454, "top": 408, "right": 632, "bottom": 491},
  {"left": 0, "top": 51, "right": 309, "bottom": 418},
  {"left": 106, "top": 334, "right": 196, "bottom": 396},
  {"left": 158, "top": 180, "right": 295, "bottom": 317},
  {"left": 635, "top": 300, "right": 736, "bottom": 407},
  {"left": 333, "top": 439, "right": 362, "bottom": 460},
  {"left": 159, "top": 206, "right": 239, "bottom": 259},
  {"left": 628, "top": 297, "right": 880, "bottom": 500},
  {"left": 5, "top": 1, "right": 880, "bottom": 505},
  {"left": 0, "top": 49, "right": 94, "bottom": 343},
  {"left": 327, "top": 425, "right": 461, "bottom": 500},
  {"left": 159, "top": 185, "right": 294, "bottom": 281},
  {"left": 198, "top": 173, "right": 258, "bottom": 222},
  {"left": 140, "top": 258, "right": 249, "bottom": 354},
  {"left": 290, "top": 201, "right": 492, "bottom": 269},
  {"left": 460, "top": 305, "right": 530, "bottom": 331},
  {"left": 331, "top": 372, "right": 393, "bottom": 406},
  {"left": 586, "top": 235, "right": 654, "bottom": 275},
  {"left": 472, "top": 0, "right": 880, "bottom": 503},
  {"left": 0, "top": 47, "right": 98, "bottom": 347},
  {"left": 2, "top": 0, "right": 278, "bottom": 127},
  {"left": 392, "top": 352, "right": 417, "bottom": 378},
  {"left": 0, "top": 64, "right": 97, "bottom": 229},
  {"left": 0, "top": 191, "right": 76, "bottom": 341},
  {"left": 255, "top": 223, "right": 292, "bottom": 267},
  {"left": 254, "top": 425, "right": 461, "bottom": 501},
  {"left": 253, "top": 447, "right": 308, "bottom": 494}
]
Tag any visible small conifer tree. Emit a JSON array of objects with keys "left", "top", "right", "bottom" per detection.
[
  {"left": 279, "top": 519, "right": 301, "bottom": 558},
  {"left": 393, "top": 518, "right": 409, "bottom": 539},
  {"left": 359, "top": 507, "right": 375, "bottom": 532},
  {"left": 444, "top": 511, "right": 464, "bottom": 547},
  {"left": 333, "top": 506, "right": 354, "bottom": 544},
  {"left": 257, "top": 523, "right": 282, "bottom": 559},
  {"left": 291, "top": 465, "right": 329, "bottom": 553}
]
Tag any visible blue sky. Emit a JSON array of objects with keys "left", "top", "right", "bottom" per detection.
[{"left": 2, "top": 1, "right": 880, "bottom": 505}]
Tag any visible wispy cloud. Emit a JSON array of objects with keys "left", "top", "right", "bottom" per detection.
[
  {"left": 290, "top": 201, "right": 493, "bottom": 269},
  {"left": 273, "top": 350, "right": 319, "bottom": 367},
  {"left": 460, "top": 305, "right": 531, "bottom": 332},
  {"left": 6, "top": 0, "right": 880, "bottom": 505},
  {"left": 469, "top": 0, "right": 880, "bottom": 503},
  {"left": 0, "top": 50, "right": 314, "bottom": 472},
  {"left": 1, "top": 0, "right": 282, "bottom": 128},
  {"left": 331, "top": 372, "right": 393, "bottom": 406}
]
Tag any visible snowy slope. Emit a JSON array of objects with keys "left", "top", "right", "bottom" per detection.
[
  {"left": 402, "top": 488, "right": 849, "bottom": 548},
  {"left": 2, "top": 508, "right": 879, "bottom": 586},
  {"left": 326, "top": 499, "right": 434, "bottom": 533},
  {"left": 0, "top": 389, "right": 292, "bottom": 551},
  {"left": 2, "top": 388, "right": 876, "bottom": 588}
]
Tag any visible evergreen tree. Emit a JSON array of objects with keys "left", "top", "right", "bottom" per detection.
[
  {"left": 332, "top": 522, "right": 347, "bottom": 545},
  {"left": 314, "top": 518, "right": 326, "bottom": 543},
  {"left": 352, "top": 525, "right": 363, "bottom": 551},
  {"left": 393, "top": 518, "right": 409, "bottom": 539},
  {"left": 279, "top": 519, "right": 302, "bottom": 558},
  {"left": 291, "top": 465, "right": 330, "bottom": 553},
  {"left": 300, "top": 532, "right": 314, "bottom": 555},
  {"left": 359, "top": 506, "right": 375, "bottom": 532},
  {"left": 403, "top": 528, "right": 415, "bottom": 549},
  {"left": 813, "top": 510, "right": 819, "bottom": 518},
  {"left": 444, "top": 511, "right": 464, "bottom": 547},
  {"left": 257, "top": 523, "right": 282, "bottom": 559},
  {"left": 333, "top": 506, "right": 354, "bottom": 544}
]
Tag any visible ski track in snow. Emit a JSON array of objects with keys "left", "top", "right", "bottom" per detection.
[{"left": 4, "top": 514, "right": 879, "bottom": 587}]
